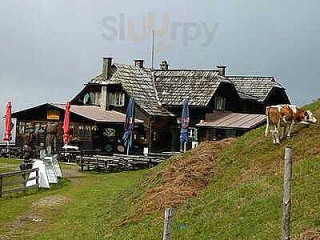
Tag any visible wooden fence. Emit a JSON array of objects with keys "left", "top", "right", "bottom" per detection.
[{"left": 0, "top": 168, "right": 39, "bottom": 198}]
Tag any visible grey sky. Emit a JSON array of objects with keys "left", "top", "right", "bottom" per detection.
[{"left": 1, "top": 0, "right": 320, "bottom": 138}]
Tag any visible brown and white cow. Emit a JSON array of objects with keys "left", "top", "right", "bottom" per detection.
[{"left": 265, "top": 105, "right": 317, "bottom": 144}]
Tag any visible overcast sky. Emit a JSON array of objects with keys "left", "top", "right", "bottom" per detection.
[{"left": 1, "top": 0, "right": 320, "bottom": 138}]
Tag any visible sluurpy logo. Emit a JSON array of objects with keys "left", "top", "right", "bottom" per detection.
[{"left": 101, "top": 12, "right": 219, "bottom": 53}]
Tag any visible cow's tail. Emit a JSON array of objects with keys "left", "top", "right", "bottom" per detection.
[{"left": 265, "top": 107, "right": 270, "bottom": 137}]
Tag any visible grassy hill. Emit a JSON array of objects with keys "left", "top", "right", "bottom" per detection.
[
  {"left": 107, "top": 100, "right": 320, "bottom": 239},
  {"left": 1, "top": 101, "right": 320, "bottom": 239}
]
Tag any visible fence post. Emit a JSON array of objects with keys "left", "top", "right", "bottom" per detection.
[
  {"left": 22, "top": 172, "right": 26, "bottom": 193},
  {"left": 282, "top": 146, "right": 293, "bottom": 240},
  {"left": 0, "top": 176, "right": 2, "bottom": 198},
  {"left": 36, "top": 169, "right": 39, "bottom": 189},
  {"left": 163, "top": 208, "right": 174, "bottom": 240},
  {"left": 80, "top": 155, "right": 84, "bottom": 171}
]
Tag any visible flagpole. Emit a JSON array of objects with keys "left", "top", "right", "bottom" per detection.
[
  {"left": 7, "top": 140, "right": 10, "bottom": 159},
  {"left": 127, "top": 132, "right": 132, "bottom": 156},
  {"left": 151, "top": 29, "right": 155, "bottom": 70},
  {"left": 127, "top": 144, "right": 129, "bottom": 155},
  {"left": 127, "top": 136, "right": 129, "bottom": 156}
]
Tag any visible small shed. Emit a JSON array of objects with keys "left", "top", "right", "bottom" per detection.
[{"left": 196, "top": 112, "right": 266, "bottom": 141}]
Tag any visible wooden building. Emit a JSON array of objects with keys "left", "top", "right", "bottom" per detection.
[{"left": 12, "top": 58, "right": 290, "bottom": 154}]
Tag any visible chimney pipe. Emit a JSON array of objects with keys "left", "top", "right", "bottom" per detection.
[
  {"left": 134, "top": 59, "right": 144, "bottom": 68},
  {"left": 160, "top": 60, "right": 169, "bottom": 70},
  {"left": 216, "top": 65, "right": 226, "bottom": 77},
  {"left": 102, "top": 57, "right": 113, "bottom": 80}
]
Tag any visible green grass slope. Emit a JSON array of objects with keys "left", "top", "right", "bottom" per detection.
[{"left": 110, "top": 100, "right": 320, "bottom": 239}]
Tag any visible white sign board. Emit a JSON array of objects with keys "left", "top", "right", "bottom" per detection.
[
  {"left": 26, "top": 160, "right": 50, "bottom": 189},
  {"left": 43, "top": 157, "right": 58, "bottom": 184},
  {"left": 51, "top": 155, "right": 63, "bottom": 178}
]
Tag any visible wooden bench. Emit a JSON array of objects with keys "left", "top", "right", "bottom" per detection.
[{"left": 77, "top": 153, "right": 173, "bottom": 172}]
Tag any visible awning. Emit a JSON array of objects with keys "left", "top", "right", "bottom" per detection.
[{"left": 196, "top": 113, "right": 265, "bottom": 130}]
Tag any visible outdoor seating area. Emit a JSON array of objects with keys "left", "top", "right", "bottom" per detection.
[{"left": 77, "top": 153, "right": 173, "bottom": 172}]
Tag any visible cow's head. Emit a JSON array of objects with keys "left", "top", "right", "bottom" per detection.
[{"left": 302, "top": 110, "right": 317, "bottom": 124}]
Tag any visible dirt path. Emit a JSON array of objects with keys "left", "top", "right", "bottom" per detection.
[
  {"left": 0, "top": 165, "right": 85, "bottom": 240},
  {"left": 61, "top": 164, "right": 86, "bottom": 184}
]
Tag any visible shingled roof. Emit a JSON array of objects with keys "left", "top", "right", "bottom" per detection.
[
  {"left": 88, "top": 62, "right": 288, "bottom": 115},
  {"left": 154, "top": 70, "right": 231, "bottom": 106},
  {"left": 227, "top": 76, "right": 285, "bottom": 102},
  {"left": 90, "top": 64, "right": 175, "bottom": 117}
]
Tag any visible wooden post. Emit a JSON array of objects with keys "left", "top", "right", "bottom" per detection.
[
  {"left": 0, "top": 176, "right": 2, "bottom": 198},
  {"left": 80, "top": 155, "right": 84, "bottom": 171},
  {"left": 163, "top": 208, "right": 174, "bottom": 240},
  {"left": 7, "top": 141, "right": 11, "bottom": 159},
  {"left": 282, "top": 146, "right": 293, "bottom": 240},
  {"left": 22, "top": 172, "right": 26, "bottom": 193},
  {"left": 35, "top": 169, "right": 39, "bottom": 189}
]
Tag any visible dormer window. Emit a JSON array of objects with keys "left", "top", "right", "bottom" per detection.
[
  {"left": 109, "top": 92, "right": 125, "bottom": 107},
  {"left": 215, "top": 96, "right": 226, "bottom": 110},
  {"left": 83, "top": 92, "right": 100, "bottom": 105}
]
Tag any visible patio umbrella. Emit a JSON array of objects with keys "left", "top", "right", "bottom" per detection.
[
  {"left": 123, "top": 97, "right": 135, "bottom": 155},
  {"left": 180, "top": 100, "right": 190, "bottom": 152},
  {"left": 3, "top": 101, "right": 12, "bottom": 142},
  {"left": 3, "top": 101, "right": 13, "bottom": 157},
  {"left": 63, "top": 102, "right": 71, "bottom": 145}
]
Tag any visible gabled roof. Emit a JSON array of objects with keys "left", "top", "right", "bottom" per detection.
[
  {"left": 51, "top": 104, "right": 143, "bottom": 123},
  {"left": 87, "top": 62, "right": 289, "bottom": 115},
  {"left": 227, "top": 76, "right": 285, "bottom": 102},
  {"left": 90, "top": 64, "right": 175, "bottom": 117},
  {"left": 13, "top": 103, "right": 144, "bottom": 124},
  {"left": 90, "top": 67, "right": 233, "bottom": 108},
  {"left": 153, "top": 70, "right": 231, "bottom": 106}
]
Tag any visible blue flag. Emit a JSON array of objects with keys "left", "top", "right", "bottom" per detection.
[
  {"left": 123, "top": 97, "right": 135, "bottom": 148},
  {"left": 180, "top": 100, "right": 190, "bottom": 143}
]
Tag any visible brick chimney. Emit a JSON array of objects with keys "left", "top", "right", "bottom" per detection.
[
  {"left": 216, "top": 65, "right": 226, "bottom": 77},
  {"left": 160, "top": 60, "right": 169, "bottom": 70},
  {"left": 134, "top": 59, "right": 144, "bottom": 68},
  {"left": 102, "top": 57, "right": 113, "bottom": 80}
]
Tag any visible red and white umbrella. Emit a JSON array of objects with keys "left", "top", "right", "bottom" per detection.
[
  {"left": 63, "top": 102, "right": 71, "bottom": 145},
  {"left": 3, "top": 101, "right": 12, "bottom": 142}
]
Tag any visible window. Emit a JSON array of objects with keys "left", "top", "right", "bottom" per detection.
[
  {"left": 225, "top": 129, "right": 236, "bottom": 138},
  {"left": 18, "top": 122, "right": 26, "bottom": 135},
  {"left": 77, "top": 125, "right": 91, "bottom": 138},
  {"left": 109, "top": 92, "right": 125, "bottom": 107},
  {"left": 84, "top": 92, "right": 101, "bottom": 105},
  {"left": 189, "top": 127, "right": 198, "bottom": 141},
  {"left": 215, "top": 96, "right": 226, "bottom": 110}
]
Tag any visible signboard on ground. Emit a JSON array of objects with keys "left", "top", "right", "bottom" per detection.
[
  {"left": 43, "top": 157, "right": 58, "bottom": 184},
  {"left": 51, "top": 155, "right": 63, "bottom": 178},
  {"left": 26, "top": 160, "right": 50, "bottom": 188}
]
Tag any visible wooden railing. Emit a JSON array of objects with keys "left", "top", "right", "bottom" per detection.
[{"left": 0, "top": 168, "right": 39, "bottom": 198}]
